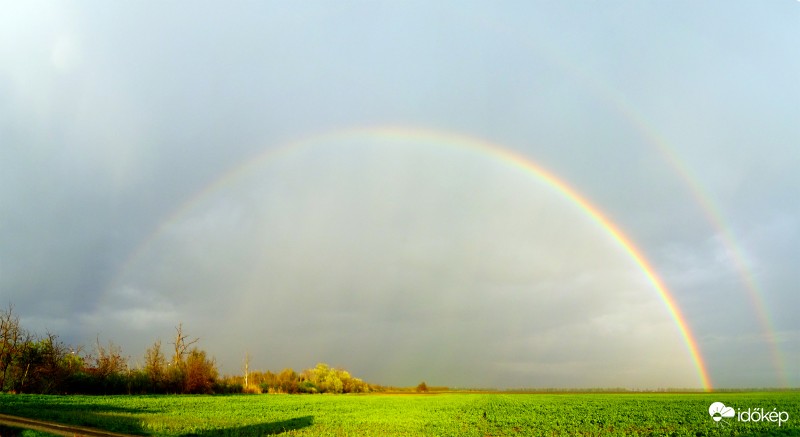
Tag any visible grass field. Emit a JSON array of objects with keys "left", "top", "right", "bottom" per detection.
[{"left": 0, "top": 392, "right": 798, "bottom": 436}]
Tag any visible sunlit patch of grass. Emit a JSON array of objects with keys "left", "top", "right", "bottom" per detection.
[{"left": 1, "top": 392, "right": 798, "bottom": 436}]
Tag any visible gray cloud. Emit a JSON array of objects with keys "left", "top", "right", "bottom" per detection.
[
  {"left": 105, "top": 139, "right": 698, "bottom": 388},
  {"left": 2, "top": 1, "right": 798, "bottom": 388}
]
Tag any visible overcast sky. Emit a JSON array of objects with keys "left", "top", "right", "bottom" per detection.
[{"left": 2, "top": 1, "right": 798, "bottom": 389}]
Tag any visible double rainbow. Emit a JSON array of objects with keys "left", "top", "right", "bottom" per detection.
[{"left": 113, "top": 125, "right": 713, "bottom": 391}]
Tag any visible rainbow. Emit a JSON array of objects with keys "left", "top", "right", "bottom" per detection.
[
  {"left": 621, "top": 111, "right": 787, "bottom": 387},
  {"left": 112, "top": 125, "right": 713, "bottom": 391},
  {"left": 474, "top": 16, "right": 786, "bottom": 385}
]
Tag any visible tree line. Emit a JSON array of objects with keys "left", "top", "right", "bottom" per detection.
[
  {"left": 230, "top": 362, "right": 376, "bottom": 394},
  {"left": 0, "top": 305, "right": 380, "bottom": 395}
]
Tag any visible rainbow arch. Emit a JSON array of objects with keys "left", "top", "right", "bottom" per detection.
[
  {"left": 112, "top": 125, "right": 713, "bottom": 391},
  {"left": 471, "top": 14, "right": 785, "bottom": 385}
]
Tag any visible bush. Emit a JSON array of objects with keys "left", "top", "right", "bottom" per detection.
[
  {"left": 299, "top": 380, "right": 319, "bottom": 394},
  {"left": 64, "top": 371, "right": 100, "bottom": 394},
  {"left": 127, "top": 369, "right": 151, "bottom": 394},
  {"left": 212, "top": 380, "right": 243, "bottom": 394}
]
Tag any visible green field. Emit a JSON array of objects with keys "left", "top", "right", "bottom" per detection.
[{"left": 1, "top": 392, "right": 798, "bottom": 436}]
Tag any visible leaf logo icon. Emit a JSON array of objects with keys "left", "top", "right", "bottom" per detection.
[{"left": 709, "top": 402, "right": 736, "bottom": 422}]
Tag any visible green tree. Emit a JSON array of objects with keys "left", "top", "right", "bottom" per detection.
[{"left": 16, "top": 333, "right": 70, "bottom": 393}]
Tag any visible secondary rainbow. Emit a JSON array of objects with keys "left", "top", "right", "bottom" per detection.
[
  {"left": 111, "top": 125, "right": 713, "bottom": 391},
  {"left": 481, "top": 17, "right": 785, "bottom": 385}
]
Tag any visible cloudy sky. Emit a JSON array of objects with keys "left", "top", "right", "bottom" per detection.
[{"left": 2, "top": 1, "right": 798, "bottom": 389}]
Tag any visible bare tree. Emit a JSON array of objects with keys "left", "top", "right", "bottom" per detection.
[
  {"left": 0, "top": 304, "right": 29, "bottom": 391},
  {"left": 244, "top": 351, "right": 250, "bottom": 389},
  {"left": 44, "top": 332, "right": 69, "bottom": 391},
  {"left": 144, "top": 339, "right": 166, "bottom": 388},
  {"left": 94, "top": 336, "right": 127, "bottom": 378},
  {"left": 171, "top": 323, "right": 198, "bottom": 365}
]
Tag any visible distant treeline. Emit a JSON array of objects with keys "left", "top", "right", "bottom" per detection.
[
  {"left": 0, "top": 305, "right": 382, "bottom": 395},
  {"left": 227, "top": 363, "right": 379, "bottom": 394}
]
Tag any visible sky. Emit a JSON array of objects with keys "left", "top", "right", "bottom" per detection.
[{"left": 1, "top": 1, "right": 798, "bottom": 389}]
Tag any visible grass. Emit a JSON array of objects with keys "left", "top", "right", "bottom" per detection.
[
  {"left": 0, "top": 425, "right": 59, "bottom": 437},
  {"left": 0, "top": 392, "right": 798, "bottom": 436}
]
